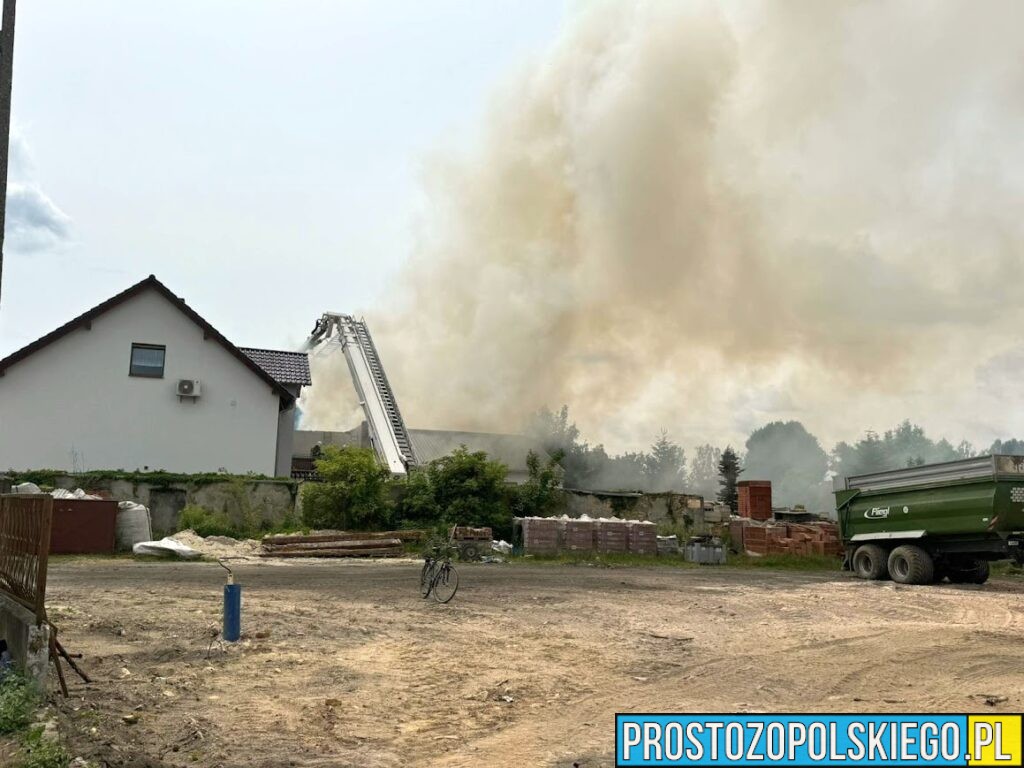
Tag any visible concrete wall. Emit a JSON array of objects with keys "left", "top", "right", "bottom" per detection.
[
  {"left": 0, "top": 288, "right": 283, "bottom": 475},
  {"left": 274, "top": 403, "right": 297, "bottom": 478},
  {"left": 0, "top": 593, "right": 49, "bottom": 688},
  {"left": 48, "top": 475, "right": 298, "bottom": 537}
]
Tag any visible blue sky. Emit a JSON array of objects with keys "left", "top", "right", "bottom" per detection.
[{"left": 0, "top": 0, "right": 565, "bottom": 356}]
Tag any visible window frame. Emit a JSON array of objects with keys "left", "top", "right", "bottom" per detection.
[{"left": 129, "top": 343, "right": 167, "bottom": 379}]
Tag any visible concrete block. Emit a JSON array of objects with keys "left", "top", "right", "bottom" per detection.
[{"left": 0, "top": 593, "right": 49, "bottom": 688}]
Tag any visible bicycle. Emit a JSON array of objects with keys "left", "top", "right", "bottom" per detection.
[{"left": 419, "top": 529, "right": 460, "bottom": 603}]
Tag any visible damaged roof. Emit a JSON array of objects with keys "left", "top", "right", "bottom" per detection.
[{"left": 239, "top": 348, "right": 312, "bottom": 387}]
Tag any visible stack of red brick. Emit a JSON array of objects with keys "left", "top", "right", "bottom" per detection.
[
  {"left": 564, "top": 520, "right": 595, "bottom": 552},
  {"left": 626, "top": 522, "right": 658, "bottom": 555},
  {"left": 737, "top": 481, "right": 773, "bottom": 521},
  {"left": 521, "top": 517, "right": 560, "bottom": 555},
  {"left": 595, "top": 520, "right": 628, "bottom": 553},
  {"left": 516, "top": 517, "right": 658, "bottom": 555},
  {"left": 732, "top": 519, "right": 842, "bottom": 557}
]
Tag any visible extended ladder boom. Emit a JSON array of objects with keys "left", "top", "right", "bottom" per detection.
[{"left": 307, "top": 313, "right": 416, "bottom": 476}]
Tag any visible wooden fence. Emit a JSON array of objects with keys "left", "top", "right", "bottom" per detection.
[{"left": 0, "top": 494, "right": 52, "bottom": 624}]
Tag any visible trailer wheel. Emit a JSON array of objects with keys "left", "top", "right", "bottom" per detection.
[
  {"left": 948, "top": 559, "right": 989, "bottom": 585},
  {"left": 852, "top": 544, "right": 889, "bottom": 580},
  {"left": 887, "top": 545, "right": 934, "bottom": 585}
]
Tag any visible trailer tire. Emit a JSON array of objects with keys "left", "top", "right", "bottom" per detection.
[
  {"left": 852, "top": 544, "right": 889, "bottom": 580},
  {"left": 888, "top": 545, "right": 934, "bottom": 585},
  {"left": 948, "top": 559, "right": 989, "bottom": 585}
]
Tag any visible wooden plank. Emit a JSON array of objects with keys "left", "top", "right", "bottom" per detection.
[
  {"left": 260, "top": 546, "right": 405, "bottom": 559},
  {"left": 262, "top": 530, "right": 424, "bottom": 546},
  {"left": 264, "top": 538, "right": 402, "bottom": 553}
]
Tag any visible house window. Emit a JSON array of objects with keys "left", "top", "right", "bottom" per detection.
[{"left": 129, "top": 344, "right": 166, "bottom": 378}]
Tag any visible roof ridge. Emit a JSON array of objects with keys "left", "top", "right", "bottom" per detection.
[{"left": 238, "top": 346, "right": 307, "bottom": 355}]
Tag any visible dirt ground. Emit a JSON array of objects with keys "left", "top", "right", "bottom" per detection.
[{"left": 38, "top": 559, "right": 1024, "bottom": 767}]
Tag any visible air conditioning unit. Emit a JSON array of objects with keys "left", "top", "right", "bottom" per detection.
[{"left": 176, "top": 379, "right": 202, "bottom": 398}]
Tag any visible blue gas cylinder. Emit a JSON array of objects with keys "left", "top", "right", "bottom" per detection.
[{"left": 223, "top": 583, "right": 242, "bottom": 642}]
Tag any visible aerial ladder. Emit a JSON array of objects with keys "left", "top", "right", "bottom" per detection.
[{"left": 305, "top": 313, "right": 417, "bottom": 476}]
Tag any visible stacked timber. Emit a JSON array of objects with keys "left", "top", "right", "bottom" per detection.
[{"left": 261, "top": 530, "right": 417, "bottom": 558}]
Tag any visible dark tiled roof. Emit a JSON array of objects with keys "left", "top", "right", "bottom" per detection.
[
  {"left": 239, "top": 348, "right": 312, "bottom": 386},
  {"left": 0, "top": 275, "right": 296, "bottom": 405}
]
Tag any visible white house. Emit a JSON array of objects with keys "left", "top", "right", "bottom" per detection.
[{"left": 0, "top": 275, "right": 311, "bottom": 476}]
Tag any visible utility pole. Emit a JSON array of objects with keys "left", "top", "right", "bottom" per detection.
[{"left": 0, "top": 0, "right": 17, "bottom": 309}]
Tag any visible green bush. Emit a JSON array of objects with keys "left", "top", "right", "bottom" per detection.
[
  {"left": 301, "top": 446, "right": 394, "bottom": 530},
  {"left": 17, "top": 728, "right": 69, "bottom": 768},
  {"left": 394, "top": 470, "right": 440, "bottom": 524},
  {"left": 0, "top": 675, "right": 37, "bottom": 735},
  {"left": 427, "top": 446, "right": 511, "bottom": 538},
  {"left": 178, "top": 505, "right": 237, "bottom": 538}
]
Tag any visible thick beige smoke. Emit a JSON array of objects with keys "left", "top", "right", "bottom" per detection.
[{"left": 306, "top": 0, "right": 1024, "bottom": 453}]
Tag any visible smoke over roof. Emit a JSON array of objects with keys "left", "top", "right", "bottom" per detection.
[{"left": 308, "top": 1, "right": 1024, "bottom": 453}]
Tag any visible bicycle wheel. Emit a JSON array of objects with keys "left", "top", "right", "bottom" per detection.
[
  {"left": 420, "top": 559, "right": 436, "bottom": 598},
  {"left": 432, "top": 563, "right": 459, "bottom": 604}
]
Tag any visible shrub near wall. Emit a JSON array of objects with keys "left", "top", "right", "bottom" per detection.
[{"left": 301, "top": 446, "right": 394, "bottom": 530}]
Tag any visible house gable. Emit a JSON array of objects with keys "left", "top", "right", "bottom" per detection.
[
  {"left": 0, "top": 275, "right": 294, "bottom": 405},
  {"left": 0, "top": 279, "right": 288, "bottom": 474}
]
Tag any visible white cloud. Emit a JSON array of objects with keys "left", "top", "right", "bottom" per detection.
[{"left": 4, "top": 132, "right": 71, "bottom": 254}]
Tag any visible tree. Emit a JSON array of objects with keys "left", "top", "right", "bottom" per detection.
[
  {"left": 526, "top": 405, "right": 602, "bottom": 489},
  {"left": 745, "top": 421, "right": 830, "bottom": 512},
  {"left": 643, "top": 431, "right": 686, "bottom": 492},
  {"left": 688, "top": 444, "right": 721, "bottom": 499},
  {"left": 525, "top": 404, "right": 650, "bottom": 491},
  {"left": 509, "top": 450, "right": 565, "bottom": 519},
  {"left": 832, "top": 421, "right": 974, "bottom": 483},
  {"left": 301, "top": 446, "right": 394, "bottom": 530},
  {"left": 427, "top": 446, "right": 511, "bottom": 536},
  {"left": 990, "top": 438, "right": 1024, "bottom": 455},
  {"left": 717, "top": 446, "right": 742, "bottom": 511},
  {"left": 855, "top": 430, "right": 888, "bottom": 475}
]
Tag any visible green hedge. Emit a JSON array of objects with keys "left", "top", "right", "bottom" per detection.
[{"left": 7, "top": 469, "right": 295, "bottom": 490}]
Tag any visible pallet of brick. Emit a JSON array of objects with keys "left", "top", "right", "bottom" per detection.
[
  {"left": 738, "top": 481, "right": 773, "bottom": 521},
  {"left": 742, "top": 525, "right": 767, "bottom": 555},
  {"left": 564, "top": 519, "right": 595, "bottom": 552},
  {"left": 595, "top": 520, "right": 628, "bottom": 554},
  {"left": 626, "top": 521, "right": 657, "bottom": 555},
  {"left": 522, "top": 517, "right": 560, "bottom": 555},
  {"left": 453, "top": 526, "right": 492, "bottom": 541}
]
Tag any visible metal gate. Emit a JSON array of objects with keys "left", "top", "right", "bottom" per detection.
[{"left": 0, "top": 493, "right": 52, "bottom": 624}]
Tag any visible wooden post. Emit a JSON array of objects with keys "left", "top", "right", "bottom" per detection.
[
  {"left": 0, "top": 0, "right": 17, "bottom": 307},
  {"left": 34, "top": 494, "right": 52, "bottom": 625}
]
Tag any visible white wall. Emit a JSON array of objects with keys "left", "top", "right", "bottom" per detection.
[{"left": 0, "top": 288, "right": 283, "bottom": 474}]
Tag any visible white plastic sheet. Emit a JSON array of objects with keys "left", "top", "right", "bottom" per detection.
[
  {"left": 132, "top": 537, "right": 202, "bottom": 559},
  {"left": 51, "top": 488, "right": 101, "bottom": 500}
]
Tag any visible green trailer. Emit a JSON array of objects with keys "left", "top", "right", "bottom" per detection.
[{"left": 835, "top": 454, "right": 1024, "bottom": 585}]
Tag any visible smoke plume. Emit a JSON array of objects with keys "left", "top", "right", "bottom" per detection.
[{"left": 308, "top": 0, "right": 1024, "bottom": 453}]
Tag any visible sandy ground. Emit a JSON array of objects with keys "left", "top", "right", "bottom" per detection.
[{"left": 37, "top": 559, "right": 1024, "bottom": 767}]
